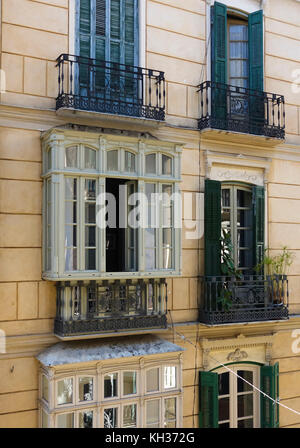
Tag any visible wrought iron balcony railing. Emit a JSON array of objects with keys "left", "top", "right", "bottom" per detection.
[
  {"left": 198, "top": 81, "right": 285, "bottom": 139},
  {"left": 199, "top": 274, "right": 289, "bottom": 325},
  {"left": 54, "top": 279, "right": 168, "bottom": 338},
  {"left": 56, "top": 54, "right": 166, "bottom": 121}
]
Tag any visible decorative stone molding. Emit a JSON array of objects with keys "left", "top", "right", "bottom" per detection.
[
  {"left": 205, "top": 150, "right": 271, "bottom": 186},
  {"left": 227, "top": 348, "right": 248, "bottom": 362},
  {"left": 200, "top": 333, "right": 275, "bottom": 371}
]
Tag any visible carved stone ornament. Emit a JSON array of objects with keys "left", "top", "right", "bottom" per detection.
[{"left": 227, "top": 348, "right": 248, "bottom": 362}]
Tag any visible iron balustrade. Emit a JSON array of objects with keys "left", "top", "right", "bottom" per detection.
[
  {"left": 199, "top": 274, "right": 289, "bottom": 325},
  {"left": 56, "top": 54, "right": 166, "bottom": 121},
  {"left": 197, "top": 81, "right": 285, "bottom": 139},
  {"left": 54, "top": 278, "right": 167, "bottom": 337}
]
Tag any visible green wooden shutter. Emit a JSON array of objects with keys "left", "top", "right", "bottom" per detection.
[
  {"left": 79, "top": 0, "right": 91, "bottom": 90},
  {"left": 95, "top": 0, "right": 106, "bottom": 91},
  {"left": 261, "top": 363, "right": 279, "bottom": 428},
  {"left": 205, "top": 179, "right": 221, "bottom": 277},
  {"left": 199, "top": 371, "right": 219, "bottom": 428},
  {"left": 248, "top": 10, "right": 263, "bottom": 92},
  {"left": 248, "top": 10, "right": 264, "bottom": 133},
  {"left": 211, "top": 2, "right": 227, "bottom": 122},
  {"left": 252, "top": 185, "right": 265, "bottom": 273}
]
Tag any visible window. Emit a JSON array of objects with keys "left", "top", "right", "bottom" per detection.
[
  {"left": 42, "top": 133, "right": 181, "bottom": 280},
  {"left": 221, "top": 185, "right": 253, "bottom": 271},
  {"left": 78, "top": 0, "right": 139, "bottom": 66},
  {"left": 39, "top": 360, "right": 182, "bottom": 428},
  {"left": 199, "top": 363, "right": 279, "bottom": 428},
  {"left": 212, "top": 2, "right": 263, "bottom": 92},
  {"left": 204, "top": 179, "right": 264, "bottom": 276}
]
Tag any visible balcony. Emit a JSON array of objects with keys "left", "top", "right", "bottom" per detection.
[
  {"left": 54, "top": 278, "right": 168, "bottom": 339},
  {"left": 199, "top": 275, "right": 289, "bottom": 325},
  {"left": 198, "top": 81, "right": 285, "bottom": 140},
  {"left": 56, "top": 54, "right": 165, "bottom": 123}
]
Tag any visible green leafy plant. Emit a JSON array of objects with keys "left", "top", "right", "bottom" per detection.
[
  {"left": 255, "top": 246, "right": 294, "bottom": 305},
  {"left": 255, "top": 246, "right": 294, "bottom": 276},
  {"left": 217, "top": 229, "right": 241, "bottom": 311}
]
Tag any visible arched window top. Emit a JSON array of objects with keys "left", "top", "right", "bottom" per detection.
[
  {"left": 84, "top": 146, "right": 97, "bottom": 169},
  {"left": 65, "top": 145, "right": 78, "bottom": 168}
]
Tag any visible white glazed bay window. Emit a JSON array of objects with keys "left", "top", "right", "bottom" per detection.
[
  {"left": 38, "top": 337, "right": 183, "bottom": 428},
  {"left": 42, "top": 129, "right": 182, "bottom": 280}
]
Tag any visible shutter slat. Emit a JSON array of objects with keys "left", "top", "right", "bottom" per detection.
[
  {"left": 111, "top": 0, "right": 121, "bottom": 39},
  {"left": 199, "top": 371, "right": 219, "bottom": 428},
  {"left": 205, "top": 179, "right": 221, "bottom": 277},
  {"left": 125, "top": 0, "right": 135, "bottom": 43},
  {"left": 96, "top": 0, "right": 106, "bottom": 36},
  {"left": 252, "top": 185, "right": 265, "bottom": 272},
  {"left": 80, "top": 0, "right": 91, "bottom": 34}
]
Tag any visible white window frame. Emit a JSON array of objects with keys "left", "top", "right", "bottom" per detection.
[
  {"left": 38, "top": 353, "right": 183, "bottom": 428},
  {"left": 217, "top": 364, "right": 260, "bottom": 428}
]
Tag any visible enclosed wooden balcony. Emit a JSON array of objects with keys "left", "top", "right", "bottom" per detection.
[{"left": 54, "top": 278, "right": 168, "bottom": 339}]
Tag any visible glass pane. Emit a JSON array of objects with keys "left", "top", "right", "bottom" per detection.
[
  {"left": 123, "top": 404, "right": 137, "bottom": 428},
  {"left": 238, "top": 418, "right": 253, "bottom": 428},
  {"left": 229, "top": 60, "right": 248, "bottom": 78},
  {"left": 162, "top": 184, "right": 172, "bottom": 197},
  {"left": 146, "top": 400, "right": 160, "bottom": 426},
  {"left": 222, "top": 189, "right": 230, "bottom": 207},
  {"left": 42, "top": 409, "right": 48, "bottom": 428},
  {"left": 57, "top": 413, "right": 74, "bottom": 428},
  {"left": 218, "top": 397, "right": 230, "bottom": 421},
  {"left": 218, "top": 372, "right": 229, "bottom": 396},
  {"left": 85, "top": 203, "right": 96, "bottom": 224},
  {"left": 85, "top": 179, "right": 96, "bottom": 200},
  {"left": 145, "top": 228, "right": 155, "bottom": 247},
  {"left": 238, "top": 394, "right": 253, "bottom": 418},
  {"left": 65, "top": 247, "right": 77, "bottom": 271},
  {"left": 79, "top": 377, "right": 93, "bottom": 402},
  {"left": 65, "top": 202, "right": 77, "bottom": 225},
  {"left": 79, "top": 410, "right": 93, "bottom": 428},
  {"left": 104, "top": 373, "right": 118, "bottom": 398},
  {"left": 85, "top": 226, "right": 96, "bottom": 246},
  {"left": 107, "top": 150, "right": 118, "bottom": 171},
  {"left": 65, "top": 146, "right": 78, "bottom": 168},
  {"left": 65, "top": 178, "right": 77, "bottom": 200},
  {"left": 47, "top": 149, "right": 52, "bottom": 171},
  {"left": 163, "top": 247, "right": 172, "bottom": 269},
  {"left": 163, "top": 228, "right": 172, "bottom": 246},
  {"left": 145, "top": 248, "right": 156, "bottom": 270},
  {"left": 219, "top": 422, "right": 230, "bottom": 428},
  {"left": 146, "top": 154, "right": 156, "bottom": 174},
  {"left": 164, "top": 366, "right": 176, "bottom": 389},
  {"left": 42, "top": 375, "right": 49, "bottom": 402},
  {"left": 230, "top": 24, "right": 248, "bottom": 41},
  {"left": 229, "top": 41, "right": 248, "bottom": 58},
  {"left": 162, "top": 155, "right": 172, "bottom": 175},
  {"left": 237, "top": 209, "right": 252, "bottom": 228},
  {"left": 237, "top": 190, "right": 252, "bottom": 208},
  {"left": 125, "top": 151, "right": 136, "bottom": 172},
  {"left": 123, "top": 372, "right": 137, "bottom": 395},
  {"left": 146, "top": 368, "right": 159, "bottom": 392},
  {"left": 57, "top": 378, "right": 73, "bottom": 405},
  {"left": 84, "top": 147, "right": 96, "bottom": 169},
  {"left": 237, "top": 370, "right": 253, "bottom": 392},
  {"left": 65, "top": 226, "right": 77, "bottom": 248},
  {"left": 164, "top": 397, "right": 176, "bottom": 426},
  {"left": 104, "top": 408, "right": 118, "bottom": 428}
]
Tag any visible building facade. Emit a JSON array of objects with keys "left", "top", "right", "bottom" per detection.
[{"left": 0, "top": 0, "right": 300, "bottom": 428}]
